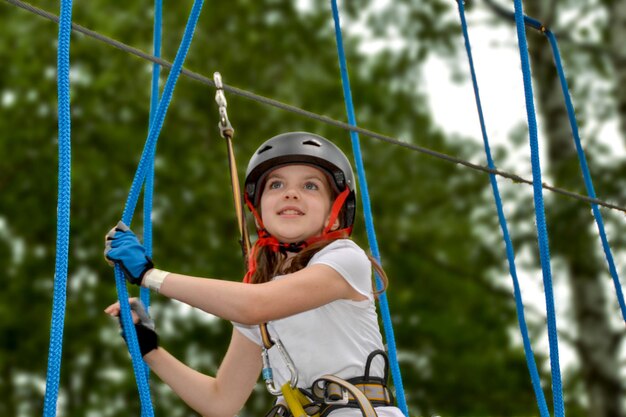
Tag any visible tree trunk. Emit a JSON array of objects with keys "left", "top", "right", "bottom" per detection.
[
  {"left": 608, "top": 0, "right": 626, "bottom": 138},
  {"left": 523, "top": 2, "right": 625, "bottom": 416}
]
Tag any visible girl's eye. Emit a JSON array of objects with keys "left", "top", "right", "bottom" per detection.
[
  {"left": 268, "top": 180, "right": 283, "bottom": 190},
  {"left": 304, "top": 182, "right": 319, "bottom": 191}
]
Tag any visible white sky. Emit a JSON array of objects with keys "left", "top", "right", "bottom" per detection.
[
  {"left": 422, "top": 6, "right": 626, "bottom": 377},
  {"left": 347, "top": 0, "right": 626, "bottom": 376}
]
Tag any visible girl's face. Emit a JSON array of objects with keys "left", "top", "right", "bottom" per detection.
[{"left": 259, "top": 164, "right": 337, "bottom": 243}]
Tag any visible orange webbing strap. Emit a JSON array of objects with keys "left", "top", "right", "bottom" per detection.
[
  {"left": 224, "top": 136, "right": 252, "bottom": 257},
  {"left": 261, "top": 323, "right": 274, "bottom": 349}
]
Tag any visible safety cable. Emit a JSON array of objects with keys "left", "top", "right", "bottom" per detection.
[
  {"left": 42, "top": 1, "right": 72, "bottom": 416},
  {"left": 5, "top": 0, "right": 626, "bottom": 216},
  {"left": 329, "top": 2, "right": 408, "bottom": 416},
  {"left": 512, "top": 1, "right": 565, "bottom": 416},
  {"left": 456, "top": 1, "right": 549, "bottom": 416}
]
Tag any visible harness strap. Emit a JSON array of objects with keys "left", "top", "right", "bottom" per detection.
[
  {"left": 318, "top": 381, "right": 393, "bottom": 405},
  {"left": 266, "top": 378, "right": 388, "bottom": 417},
  {"left": 264, "top": 350, "right": 394, "bottom": 417},
  {"left": 310, "top": 375, "right": 379, "bottom": 417}
]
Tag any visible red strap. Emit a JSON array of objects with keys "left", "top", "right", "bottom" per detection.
[
  {"left": 244, "top": 194, "right": 266, "bottom": 231},
  {"left": 323, "top": 188, "right": 350, "bottom": 234},
  {"left": 242, "top": 188, "right": 351, "bottom": 283}
]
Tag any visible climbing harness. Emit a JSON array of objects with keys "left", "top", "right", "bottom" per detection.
[{"left": 263, "top": 351, "right": 394, "bottom": 417}]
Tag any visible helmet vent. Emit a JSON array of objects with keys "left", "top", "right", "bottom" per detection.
[
  {"left": 302, "top": 139, "right": 321, "bottom": 147},
  {"left": 257, "top": 145, "right": 273, "bottom": 154}
]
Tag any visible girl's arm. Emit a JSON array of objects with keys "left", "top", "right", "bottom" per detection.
[
  {"left": 153, "top": 264, "right": 366, "bottom": 325},
  {"left": 144, "top": 328, "right": 262, "bottom": 417}
]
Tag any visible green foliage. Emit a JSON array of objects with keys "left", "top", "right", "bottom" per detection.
[{"left": 0, "top": 1, "right": 553, "bottom": 416}]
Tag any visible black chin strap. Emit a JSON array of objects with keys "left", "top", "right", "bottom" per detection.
[{"left": 278, "top": 241, "right": 307, "bottom": 254}]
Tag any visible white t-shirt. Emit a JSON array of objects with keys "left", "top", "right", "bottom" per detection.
[{"left": 234, "top": 240, "right": 403, "bottom": 417}]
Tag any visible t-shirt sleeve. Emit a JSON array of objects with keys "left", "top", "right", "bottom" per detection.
[
  {"left": 309, "top": 240, "right": 373, "bottom": 300},
  {"left": 232, "top": 321, "right": 263, "bottom": 346}
]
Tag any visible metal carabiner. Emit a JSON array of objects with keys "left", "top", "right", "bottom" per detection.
[
  {"left": 213, "top": 72, "right": 234, "bottom": 139},
  {"left": 261, "top": 336, "right": 299, "bottom": 396}
]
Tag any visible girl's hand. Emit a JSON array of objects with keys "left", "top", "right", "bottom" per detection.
[
  {"left": 104, "top": 221, "right": 154, "bottom": 285},
  {"left": 105, "top": 298, "right": 159, "bottom": 357}
]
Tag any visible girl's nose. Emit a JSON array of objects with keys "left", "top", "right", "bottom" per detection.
[{"left": 283, "top": 187, "right": 299, "bottom": 199}]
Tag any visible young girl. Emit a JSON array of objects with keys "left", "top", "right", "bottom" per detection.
[{"left": 105, "top": 132, "right": 402, "bottom": 417}]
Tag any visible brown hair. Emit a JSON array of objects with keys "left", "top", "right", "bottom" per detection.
[
  {"left": 247, "top": 236, "right": 389, "bottom": 297},
  {"left": 246, "top": 164, "right": 387, "bottom": 295}
]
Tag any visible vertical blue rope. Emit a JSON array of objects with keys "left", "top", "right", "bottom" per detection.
[
  {"left": 485, "top": 0, "right": 626, "bottom": 325},
  {"left": 141, "top": 0, "right": 163, "bottom": 313},
  {"left": 43, "top": 1, "right": 73, "bottom": 415},
  {"left": 544, "top": 30, "right": 626, "bottom": 323},
  {"left": 114, "top": 1, "right": 204, "bottom": 415},
  {"left": 329, "top": 1, "right": 408, "bottom": 415},
  {"left": 512, "top": 1, "right": 564, "bottom": 416},
  {"left": 121, "top": 0, "right": 203, "bottom": 225},
  {"left": 456, "top": 2, "right": 550, "bottom": 416},
  {"left": 140, "top": 0, "right": 163, "bottom": 381}
]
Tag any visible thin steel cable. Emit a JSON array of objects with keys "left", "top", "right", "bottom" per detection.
[{"left": 5, "top": 0, "right": 626, "bottom": 215}]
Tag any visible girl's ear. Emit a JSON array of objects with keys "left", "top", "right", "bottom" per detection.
[{"left": 329, "top": 216, "right": 340, "bottom": 232}]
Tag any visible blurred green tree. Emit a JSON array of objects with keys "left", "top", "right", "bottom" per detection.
[{"left": 7, "top": 0, "right": 621, "bottom": 416}]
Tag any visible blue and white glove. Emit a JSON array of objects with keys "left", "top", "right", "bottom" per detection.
[
  {"left": 120, "top": 299, "right": 159, "bottom": 357},
  {"left": 105, "top": 221, "right": 154, "bottom": 285}
]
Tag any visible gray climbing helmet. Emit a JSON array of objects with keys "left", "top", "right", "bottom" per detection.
[{"left": 244, "top": 132, "right": 356, "bottom": 230}]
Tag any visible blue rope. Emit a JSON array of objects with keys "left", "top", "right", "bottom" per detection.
[
  {"left": 543, "top": 30, "right": 626, "bottom": 323},
  {"left": 141, "top": 0, "right": 163, "bottom": 310},
  {"left": 455, "top": 2, "right": 550, "bottom": 416},
  {"left": 115, "top": 1, "right": 204, "bottom": 415},
  {"left": 329, "top": 1, "right": 408, "bottom": 415},
  {"left": 512, "top": 1, "right": 564, "bottom": 416},
  {"left": 140, "top": 0, "right": 163, "bottom": 381},
  {"left": 43, "top": 1, "right": 73, "bottom": 415}
]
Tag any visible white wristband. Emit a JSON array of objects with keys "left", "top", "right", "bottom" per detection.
[{"left": 143, "top": 268, "right": 170, "bottom": 293}]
